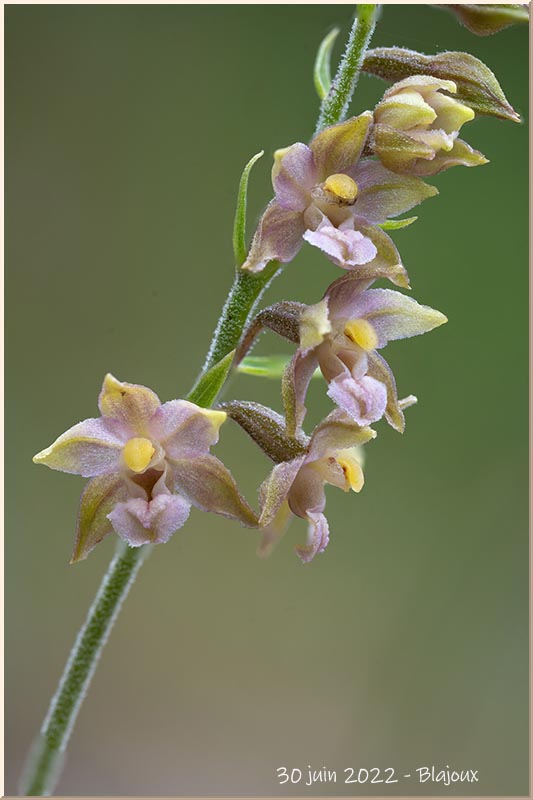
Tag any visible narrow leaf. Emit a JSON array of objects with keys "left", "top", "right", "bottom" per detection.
[
  {"left": 379, "top": 216, "right": 418, "bottom": 231},
  {"left": 186, "top": 350, "right": 235, "bottom": 408},
  {"left": 237, "top": 354, "right": 322, "bottom": 380},
  {"left": 233, "top": 150, "right": 264, "bottom": 267},
  {"left": 363, "top": 47, "right": 521, "bottom": 122},
  {"left": 314, "top": 27, "right": 340, "bottom": 100},
  {"left": 237, "top": 354, "right": 292, "bottom": 378}
]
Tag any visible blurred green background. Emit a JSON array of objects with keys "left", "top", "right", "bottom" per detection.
[{"left": 5, "top": 5, "right": 529, "bottom": 797}]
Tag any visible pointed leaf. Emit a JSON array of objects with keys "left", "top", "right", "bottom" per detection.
[
  {"left": 314, "top": 27, "right": 340, "bottom": 100},
  {"left": 379, "top": 216, "right": 418, "bottom": 230},
  {"left": 237, "top": 355, "right": 319, "bottom": 380},
  {"left": 186, "top": 350, "right": 235, "bottom": 408},
  {"left": 233, "top": 150, "right": 264, "bottom": 267}
]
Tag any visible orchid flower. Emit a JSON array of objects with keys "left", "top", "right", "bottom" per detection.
[
  {"left": 283, "top": 274, "right": 447, "bottom": 433},
  {"left": 371, "top": 75, "right": 488, "bottom": 175},
  {"left": 221, "top": 402, "right": 375, "bottom": 563},
  {"left": 33, "top": 374, "right": 257, "bottom": 561},
  {"left": 242, "top": 113, "right": 437, "bottom": 273}
]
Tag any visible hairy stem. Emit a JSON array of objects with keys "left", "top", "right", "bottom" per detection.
[
  {"left": 202, "top": 262, "right": 280, "bottom": 373},
  {"left": 19, "top": 542, "right": 150, "bottom": 796},
  {"left": 316, "top": 4, "right": 378, "bottom": 133}
]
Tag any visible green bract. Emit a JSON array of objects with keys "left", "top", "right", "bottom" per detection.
[{"left": 362, "top": 46, "right": 521, "bottom": 122}]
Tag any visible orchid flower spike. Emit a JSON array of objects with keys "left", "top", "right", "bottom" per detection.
[
  {"left": 281, "top": 274, "right": 447, "bottom": 434},
  {"left": 371, "top": 75, "right": 488, "bottom": 175},
  {"left": 33, "top": 374, "right": 257, "bottom": 561},
  {"left": 242, "top": 112, "right": 437, "bottom": 274},
  {"left": 221, "top": 401, "right": 375, "bottom": 563}
]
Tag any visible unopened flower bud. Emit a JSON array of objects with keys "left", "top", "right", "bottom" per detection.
[{"left": 371, "top": 75, "right": 487, "bottom": 175}]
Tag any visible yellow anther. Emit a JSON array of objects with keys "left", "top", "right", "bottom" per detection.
[
  {"left": 324, "top": 173, "right": 358, "bottom": 204},
  {"left": 336, "top": 450, "right": 364, "bottom": 492},
  {"left": 344, "top": 318, "right": 378, "bottom": 351},
  {"left": 123, "top": 437, "right": 155, "bottom": 473}
]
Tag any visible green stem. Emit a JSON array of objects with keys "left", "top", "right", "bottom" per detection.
[
  {"left": 316, "top": 4, "right": 378, "bottom": 133},
  {"left": 202, "top": 262, "right": 280, "bottom": 373},
  {"left": 19, "top": 542, "right": 151, "bottom": 796}
]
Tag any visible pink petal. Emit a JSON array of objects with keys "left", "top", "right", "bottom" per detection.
[
  {"left": 327, "top": 373, "right": 388, "bottom": 426},
  {"left": 258, "top": 457, "right": 307, "bottom": 527},
  {"left": 242, "top": 200, "right": 305, "bottom": 272},
  {"left": 325, "top": 274, "right": 372, "bottom": 322},
  {"left": 282, "top": 350, "right": 319, "bottom": 436},
  {"left": 108, "top": 493, "right": 191, "bottom": 546},
  {"left": 149, "top": 400, "right": 225, "bottom": 460},
  {"left": 33, "top": 417, "right": 126, "bottom": 478},
  {"left": 307, "top": 409, "right": 376, "bottom": 462},
  {"left": 303, "top": 217, "right": 377, "bottom": 269},
  {"left": 351, "top": 159, "right": 438, "bottom": 223},
  {"left": 98, "top": 373, "right": 161, "bottom": 429},
  {"left": 295, "top": 511, "right": 330, "bottom": 563},
  {"left": 171, "top": 454, "right": 258, "bottom": 527},
  {"left": 287, "top": 463, "right": 326, "bottom": 520},
  {"left": 344, "top": 288, "right": 447, "bottom": 347},
  {"left": 273, "top": 143, "right": 317, "bottom": 211}
]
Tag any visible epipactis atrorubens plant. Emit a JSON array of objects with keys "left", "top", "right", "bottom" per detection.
[
  {"left": 26, "top": 5, "right": 524, "bottom": 795},
  {"left": 35, "top": 17, "right": 522, "bottom": 564}
]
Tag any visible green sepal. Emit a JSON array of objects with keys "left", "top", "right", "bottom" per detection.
[
  {"left": 363, "top": 47, "right": 520, "bottom": 123},
  {"left": 233, "top": 150, "right": 264, "bottom": 267},
  {"left": 71, "top": 474, "right": 129, "bottom": 563},
  {"left": 379, "top": 216, "right": 418, "bottom": 231},
  {"left": 186, "top": 350, "right": 235, "bottom": 408},
  {"left": 314, "top": 27, "right": 340, "bottom": 100}
]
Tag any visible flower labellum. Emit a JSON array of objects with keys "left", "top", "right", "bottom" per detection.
[{"left": 282, "top": 275, "right": 447, "bottom": 434}]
